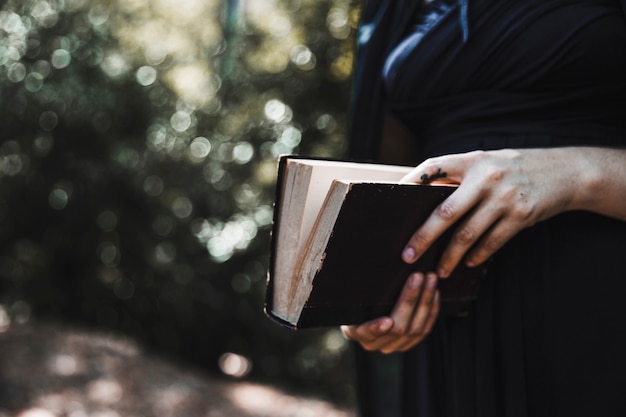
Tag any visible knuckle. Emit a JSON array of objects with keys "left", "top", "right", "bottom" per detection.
[
  {"left": 482, "top": 234, "right": 505, "bottom": 252},
  {"left": 454, "top": 225, "right": 477, "bottom": 245},
  {"left": 484, "top": 165, "right": 505, "bottom": 183},
  {"left": 511, "top": 202, "right": 535, "bottom": 223},
  {"left": 422, "top": 156, "right": 439, "bottom": 168},
  {"left": 436, "top": 199, "right": 457, "bottom": 221},
  {"left": 499, "top": 187, "right": 536, "bottom": 224}
]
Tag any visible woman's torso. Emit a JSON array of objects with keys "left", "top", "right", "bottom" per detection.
[
  {"left": 353, "top": 2, "right": 626, "bottom": 416},
  {"left": 382, "top": 0, "right": 626, "bottom": 157}
]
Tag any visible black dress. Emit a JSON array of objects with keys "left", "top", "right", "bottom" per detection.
[{"left": 348, "top": 1, "right": 626, "bottom": 416}]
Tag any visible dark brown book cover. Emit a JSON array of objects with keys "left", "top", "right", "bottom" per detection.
[{"left": 265, "top": 157, "right": 487, "bottom": 329}]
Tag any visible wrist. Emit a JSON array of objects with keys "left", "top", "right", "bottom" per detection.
[{"left": 566, "top": 147, "right": 607, "bottom": 213}]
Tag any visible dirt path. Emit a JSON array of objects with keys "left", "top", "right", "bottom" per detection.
[{"left": 0, "top": 324, "right": 356, "bottom": 417}]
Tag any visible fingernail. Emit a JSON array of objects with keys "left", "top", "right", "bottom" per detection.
[
  {"left": 428, "top": 275, "right": 438, "bottom": 289},
  {"left": 437, "top": 268, "right": 448, "bottom": 278},
  {"left": 379, "top": 319, "right": 393, "bottom": 332},
  {"left": 409, "top": 273, "right": 423, "bottom": 289},
  {"left": 402, "top": 247, "right": 416, "bottom": 263}
]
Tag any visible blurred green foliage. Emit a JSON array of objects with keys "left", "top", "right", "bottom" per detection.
[{"left": 0, "top": 0, "right": 359, "bottom": 405}]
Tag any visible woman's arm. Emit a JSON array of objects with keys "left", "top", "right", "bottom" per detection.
[{"left": 401, "top": 147, "right": 626, "bottom": 278}]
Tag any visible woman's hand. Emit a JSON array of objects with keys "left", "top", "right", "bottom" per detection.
[
  {"left": 400, "top": 147, "right": 625, "bottom": 277},
  {"left": 342, "top": 272, "right": 440, "bottom": 354}
]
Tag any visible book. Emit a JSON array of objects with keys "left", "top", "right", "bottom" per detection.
[{"left": 265, "top": 156, "right": 486, "bottom": 330}]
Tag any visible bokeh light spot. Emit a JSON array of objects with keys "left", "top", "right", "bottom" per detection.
[
  {"left": 233, "top": 142, "right": 254, "bottom": 164},
  {"left": 322, "top": 329, "right": 349, "bottom": 354},
  {"left": 188, "top": 136, "right": 211, "bottom": 161},
  {"left": 16, "top": 408, "right": 56, "bottom": 417},
  {"left": 33, "top": 60, "right": 51, "bottom": 77},
  {"left": 165, "top": 65, "right": 218, "bottom": 107},
  {"left": 98, "top": 242, "right": 120, "bottom": 266},
  {"left": 219, "top": 352, "right": 252, "bottom": 378},
  {"left": 51, "top": 354, "right": 78, "bottom": 376},
  {"left": 270, "top": 15, "right": 291, "bottom": 37},
  {"left": 170, "top": 111, "right": 192, "bottom": 132},
  {"left": 290, "top": 45, "right": 316, "bottom": 71},
  {"left": 39, "top": 110, "right": 58, "bottom": 131},
  {"left": 114, "top": 278, "right": 135, "bottom": 300},
  {"left": 33, "top": 135, "right": 54, "bottom": 156},
  {"left": 87, "top": 378, "right": 123, "bottom": 404},
  {"left": 1, "top": 154, "right": 25, "bottom": 176},
  {"left": 31, "top": 0, "right": 59, "bottom": 28},
  {"left": 154, "top": 242, "right": 176, "bottom": 264},
  {"left": 49, "top": 188, "right": 69, "bottom": 210},
  {"left": 264, "top": 99, "right": 292, "bottom": 123},
  {"left": 136, "top": 65, "right": 157, "bottom": 86},
  {"left": 51, "top": 48, "right": 71, "bottom": 69},
  {"left": 279, "top": 126, "right": 302, "bottom": 148},
  {"left": 101, "top": 52, "right": 129, "bottom": 78},
  {"left": 24, "top": 72, "right": 44, "bottom": 92},
  {"left": 88, "top": 4, "right": 110, "bottom": 26},
  {"left": 143, "top": 175, "right": 164, "bottom": 196},
  {"left": 254, "top": 205, "right": 273, "bottom": 226},
  {"left": 145, "top": 44, "right": 167, "bottom": 65},
  {"left": 7, "top": 62, "right": 26, "bottom": 82},
  {"left": 327, "top": 7, "right": 351, "bottom": 39},
  {"left": 208, "top": 169, "right": 232, "bottom": 191},
  {"left": 315, "top": 113, "right": 337, "bottom": 132},
  {"left": 171, "top": 196, "right": 193, "bottom": 219}
]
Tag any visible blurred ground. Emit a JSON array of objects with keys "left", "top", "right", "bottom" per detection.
[{"left": 0, "top": 324, "right": 356, "bottom": 417}]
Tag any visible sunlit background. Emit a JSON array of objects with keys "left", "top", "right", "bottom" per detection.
[{"left": 0, "top": 0, "right": 360, "bottom": 414}]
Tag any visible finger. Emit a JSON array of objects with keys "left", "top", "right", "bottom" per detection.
[
  {"left": 402, "top": 182, "right": 483, "bottom": 273},
  {"left": 384, "top": 280, "right": 441, "bottom": 353},
  {"left": 464, "top": 217, "right": 521, "bottom": 268},
  {"left": 388, "top": 273, "right": 425, "bottom": 332},
  {"left": 435, "top": 199, "right": 503, "bottom": 277},
  {"left": 393, "top": 291, "right": 441, "bottom": 353},
  {"left": 400, "top": 156, "right": 466, "bottom": 185},
  {"left": 421, "top": 290, "right": 440, "bottom": 337},
  {"left": 408, "top": 272, "right": 438, "bottom": 335},
  {"left": 346, "top": 273, "right": 430, "bottom": 353},
  {"left": 341, "top": 316, "right": 394, "bottom": 344}
]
